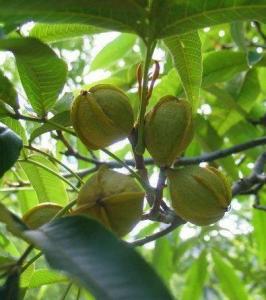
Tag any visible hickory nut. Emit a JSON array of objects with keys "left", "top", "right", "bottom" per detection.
[
  {"left": 73, "top": 166, "right": 144, "bottom": 237},
  {"left": 144, "top": 96, "right": 193, "bottom": 167},
  {"left": 71, "top": 84, "right": 134, "bottom": 150},
  {"left": 167, "top": 166, "right": 231, "bottom": 226}
]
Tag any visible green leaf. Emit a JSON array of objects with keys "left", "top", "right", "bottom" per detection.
[
  {"left": 0, "top": 202, "right": 28, "bottom": 238},
  {"left": 0, "top": 232, "right": 20, "bottom": 257},
  {"left": 212, "top": 251, "right": 249, "bottom": 300},
  {"left": 202, "top": 51, "right": 248, "bottom": 87},
  {"left": 195, "top": 115, "right": 238, "bottom": 179},
  {"left": 253, "top": 208, "right": 266, "bottom": 264},
  {"left": 30, "top": 111, "right": 71, "bottom": 142},
  {"left": 51, "top": 92, "right": 73, "bottom": 114},
  {"left": 25, "top": 216, "right": 173, "bottom": 300},
  {"left": 20, "top": 155, "right": 68, "bottom": 205},
  {"left": 148, "top": 68, "right": 182, "bottom": 109},
  {"left": 181, "top": 251, "right": 207, "bottom": 300},
  {"left": 0, "top": 117, "right": 27, "bottom": 144},
  {"left": 206, "top": 68, "right": 260, "bottom": 135},
  {"left": 164, "top": 31, "right": 202, "bottom": 111},
  {"left": 0, "top": 125, "right": 22, "bottom": 178},
  {"left": 90, "top": 33, "right": 137, "bottom": 71},
  {"left": 28, "top": 269, "right": 67, "bottom": 288},
  {"left": 0, "top": 38, "right": 67, "bottom": 116},
  {"left": 20, "top": 263, "right": 35, "bottom": 288},
  {"left": 30, "top": 23, "right": 103, "bottom": 43},
  {"left": 230, "top": 22, "right": 246, "bottom": 52},
  {"left": 152, "top": 237, "right": 174, "bottom": 285},
  {"left": 151, "top": 1, "right": 266, "bottom": 38},
  {"left": 0, "top": 1, "right": 148, "bottom": 38},
  {"left": 18, "top": 189, "right": 39, "bottom": 215},
  {"left": 0, "top": 101, "right": 12, "bottom": 118},
  {"left": 0, "top": 70, "right": 18, "bottom": 109}
]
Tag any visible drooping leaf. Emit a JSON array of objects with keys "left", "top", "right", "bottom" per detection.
[
  {"left": 181, "top": 251, "right": 207, "bottom": 300},
  {"left": 206, "top": 68, "right": 260, "bottom": 135},
  {"left": 20, "top": 155, "right": 68, "bottom": 205},
  {"left": 30, "top": 23, "right": 103, "bottom": 43},
  {"left": 25, "top": 216, "right": 173, "bottom": 300},
  {"left": 0, "top": 125, "right": 22, "bottom": 178},
  {"left": 212, "top": 251, "right": 249, "bottom": 300},
  {"left": 195, "top": 115, "right": 238, "bottom": 179},
  {"left": 20, "top": 263, "right": 35, "bottom": 288},
  {"left": 253, "top": 207, "right": 266, "bottom": 265},
  {"left": 230, "top": 21, "right": 246, "bottom": 52},
  {"left": 164, "top": 31, "right": 202, "bottom": 111},
  {"left": 28, "top": 269, "right": 67, "bottom": 288},
  {"left": 152, "top": 237, "right": 174, "bottom": 285},
  {"left": 0, "top": 38, "right": 67, "bottom": 116},
  {"left": 202, "top": 51, "right": 248, "bottom": 87},
  {"left": 90, "top": 33, "right": 137, "bottom": 71},
  {"left": 0, "top": 70, "right": 18, "bottom": 109}
]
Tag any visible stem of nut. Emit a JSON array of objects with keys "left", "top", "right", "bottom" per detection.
[{"left": 135, "top": 40, "right": 156, "bottom": 155}]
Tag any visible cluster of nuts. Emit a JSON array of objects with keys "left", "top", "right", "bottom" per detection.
[{"left": 23, "top": 84, "right": 231, "bottom": 236}]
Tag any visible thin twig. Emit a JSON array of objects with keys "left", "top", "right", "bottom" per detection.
[
  {"left": 56, "top": 131, "right": 99, "bottom": 164},
  {"left": 63, "top": 136, "right": 266, "bottom": 170},
  {"left": 131, "top": 217, "right": 185, "bottom": 247},
  {"left": 61, "top": 283, "right": 73, "bottom": 300},
  {"left": 175, "top": 136, "right": 266, "bottom": 166},
  {"left": 232, "top": 152, "right": 266, "bottom": 196},
  {"left": 150, "top": 167, "right": 166, "bottom": 216}
]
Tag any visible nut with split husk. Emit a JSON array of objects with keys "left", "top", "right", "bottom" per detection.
[
  {"left": 144, "top": 96, "right": 193, "bottom": 167},
  {"left": 167, "top": 166, "right": 231, "bottom": 226},
  {"left": 73, "top": 166, "right": 145, "bottom": 237},
  {"left": 71, "top": 84, "right": 134, "bottom": 150}
]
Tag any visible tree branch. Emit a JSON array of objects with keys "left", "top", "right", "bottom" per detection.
[
  {"left": 232, "top": 152, "right": 266, "bottom": 196},
  {"left": 175, "top": 136, "right": 266, "bottom": 166},
  {"left": 131, "top": 216, "right": 185, "bottom": 247}
]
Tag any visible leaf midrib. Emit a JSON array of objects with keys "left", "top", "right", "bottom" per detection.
[{"left": 160, "top": 4, "right": 266, "bottom": 36}]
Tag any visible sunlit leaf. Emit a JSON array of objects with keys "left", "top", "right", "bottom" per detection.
[
  {"left": 164, "top": 31, "right": 202, "bottom": 111},
  {"left": 212, "top": 251, "right": 249, "bottom": 300},
  {"left": 0, "top": 38, "right": 67, "bottom": 116},
  {"left": 0, "top": 70, "right": 18, "bottom": 109},
  {"left": 20, "top": 155, "right": 68, "bottom": 205},
  {"left": 30, "top": 23, "right": 103, "bottom": 43},
  {"left": 90, "top": 33, "right": 137, "bottom": 71},
  {"left": 181, "top": 251, "right": 207, "bottom": 300}
]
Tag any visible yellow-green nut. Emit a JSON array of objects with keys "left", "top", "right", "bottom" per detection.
[
  {"left": 22, "top": 203, "right": 64, "bottom": 229},
  {"left": 167, "top": 166, "right": 231, "bottom": 226},
  {"left": 144, "top": 96, "right": 193, "bottom": 167},
  {"left": 73, "top": 166, "right": 145, "bottom": 237},
  {"left": 71, "top": 84, "right": 134, "bottom": 149}
]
